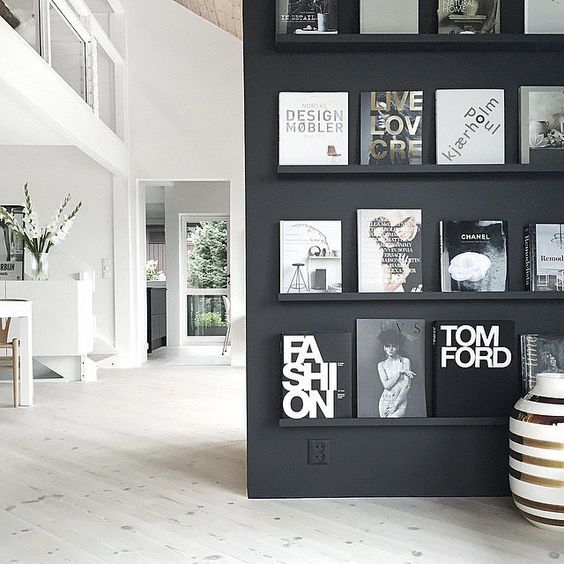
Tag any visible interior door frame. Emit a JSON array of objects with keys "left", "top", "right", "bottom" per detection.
[{"left": 180, "top": 213, "right": 230, "bottom": 346}]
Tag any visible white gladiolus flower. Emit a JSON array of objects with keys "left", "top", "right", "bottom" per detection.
[{"left": 448, "top": 252, "right": 491, "bottom": 282}]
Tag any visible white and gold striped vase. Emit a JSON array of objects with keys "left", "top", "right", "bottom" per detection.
[{"left": 509, "top": 372, "right": 564, "bottom": 531}]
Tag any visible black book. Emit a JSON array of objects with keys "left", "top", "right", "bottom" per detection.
[
  {"left": 433, "top": 320, "right": 519, "bottom": 417},
  {"left": 360, "top": 91, "right": 423, "bottom": 166},
  {"left": 521, "top": 334, "right": 564, "bottom": 394},
  {"left": 281, "top": 332, "right": 352, "bottom": 419},
  {"left": 525, "top": 224, "right": 564, "bottom": 292},
  {"left": 276, "top": 0, "right": 338, "bottom": 35},
  {"left": 440, "top": 220, "right": 508, "bottom": 292}
]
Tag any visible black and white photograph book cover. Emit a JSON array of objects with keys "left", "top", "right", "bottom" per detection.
[
  {"left": 520, "top": 87, "right": 564, "bottom": 165},
  {"left": 438, "top": 0, "right": 500, "bottom": 34},
  {"left": 281, "top": 332, "right": 352, "bottom": 419},
  {"left": 358, "top": 209, "right": 422, "bottom": 293},
  {"left": 525, "top": 0, "right": 564, "bottom": 33},
  {"left": 440, "top": 220, "right": 508, "bottom": 292},
  {"left": 436, "top": 89, "right": 505, "bottom": 165},
  {"left": 434, "top": 320, "right": 518, "bottom": 417},
  {"left": 525, "top": 224, "right": 564, "bottom": 291},
  {"left": 360, "top": 91, "right": 423, "bottom": 166},
  {"left": 277, "top": 0, "right": 338, "bottom": 35},
  {"left": 357, "top": 319, "right": 426, "bottom": 418},
  {"left": 0, "top": 205, "right": 24, "bottom": 280},
  {"left": 279, "top": 92, "right": 348, "bottom": 165},
  {"left": 280, "top": 220, "right": 342, "bottom": 293}
]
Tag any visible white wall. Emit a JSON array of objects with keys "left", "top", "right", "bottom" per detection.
[
  {"left": 122, "top": 0, "right": 245, "bottom": 365},
  {"left": 0, "top": 145, "right": 115, "bottom": 350},
  {"left": 163, "top": 181, "right": 230, "bottom": 347}
]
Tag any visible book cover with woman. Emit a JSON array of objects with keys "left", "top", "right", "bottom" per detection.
[{"left": 357, "top": 319, "right": 427, "bottom": 418}]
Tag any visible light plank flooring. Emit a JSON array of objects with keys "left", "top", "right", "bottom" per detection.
[{"left": 0, "top": 355, "right": 561, "bottom": 564}]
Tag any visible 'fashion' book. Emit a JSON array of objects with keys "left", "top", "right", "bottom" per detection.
[
  {"left": 440, "top": 220, "right": 508, "bottom": 292},
  {"left": 279, "top": 92, "right": 349, "bottom": 165},
  {"left": 436, "top": 89, "right": 505, "bottom": 165},
  {"left": 519, "top": 87, "right": 564, "bottom": 165},
  {"left": 276, "top": 0, "right": 338, "bottom": 34},
  {"left": 360, "top": 91, "right": 423, "bottom": 166},
  {"left": 280, "top": 220, "right": 342, "bottom": 294},
  {"left": 521, "top": 334, "right": 564, "bottom": 393},
  {"left": 357, "top": 319, "right": 427, "bottom": 418},
  {"left": 0, "top": 205, "right": 24, "bottom": 280},
  {"left": 525, "top": 224, "right": 564, "bottom": 292},
  {"left": 433, "top": 320, "right": 518, "bottom": 417},
  {"left": 360, "top": 0, "right": 418, "bottom": 33},
  {"left": 281, "top": 331, "right": 352, "bottom": 419},
  {"left": 525, "top": 0, "right": 564, "bottom": 33},
  {"left": 438, "top": 0, "right": 500, "bottom": 34},
  {"left": 358, "top": 209, "right": 423, "bottom": 293}
]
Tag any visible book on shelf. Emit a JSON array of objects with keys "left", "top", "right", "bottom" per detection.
[
  {"left": 438, "top": 0, "right": 500, "bottom": 34},
  {"left": 281, "top": 331, "right": 352, "bottom": 419},
  {"left": 525, "top": 0, "right": 564, "bottom": 34},
  {"left": 525, "top": 224, "right": 564, "bottom": 291},
  {"left": 360, "top": 91, "right": 423, "bottom": 166},
  {"left": 436, "top": 89, "right": 505, "bottom": 165},
  {"left": 0, "top": 205, "right": 24, "bottom": 281},
  {"left": 521, "top": 334, "right": 564, "bottom": 393},
  {"left": 433, "top": 320, "right": 518, "bottom": 417},
  {"left": 279, "top": 92, "right": 348, "bottom": 165},
  {"left": 357, "top": 319, "right": 427, "bottom": 418},
  {"left": 280, "top": 220, "right": 342, "bottom": 294},
  {"left": 357, "top": 209, "right": 423, "bottom": 293},
  {"left": 276, "top": 0, "right": 338, "bottom": 34},
  {"left": 440, "top": 220, "right": 508, "bottom": 292},
  {"left": 360, "top": 0, "right": 419, "bottom": 34},
  {"left": 519, "top": 87, "right": 564, "bottom": 165}
]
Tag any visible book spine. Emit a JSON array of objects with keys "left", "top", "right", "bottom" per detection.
[
  {"left": 524, "top": 224, "right": 536, "bottom": 291},
  {"left": 432, "top": 321, "right": 438, "bottom": 417},
  {"left": 439, "top": 222, "right": 448, "bottom": 291}
]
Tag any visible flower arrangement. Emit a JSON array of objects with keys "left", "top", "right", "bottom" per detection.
[{"left": 0, "top": 184, "right": 81, "bottom": 279}]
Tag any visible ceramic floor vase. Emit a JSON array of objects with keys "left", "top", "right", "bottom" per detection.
[{"left": 509, "top": 372, "right": 564, "bottom": 531}]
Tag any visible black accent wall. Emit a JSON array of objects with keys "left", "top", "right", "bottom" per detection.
[{"left": 244, "top": 0, "right": 564, "bottom": 498}]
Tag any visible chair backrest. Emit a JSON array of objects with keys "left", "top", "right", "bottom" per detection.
[
  {"left": 222, "top": 295, "right": 231, "bottom": 319},
  {"left": 0, "top": 317, "right": 11, "bottom": 345}
]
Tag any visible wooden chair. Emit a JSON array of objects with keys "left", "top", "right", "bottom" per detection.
[{"left": 0, "top": 318, "right": 20, "bottom": 407}]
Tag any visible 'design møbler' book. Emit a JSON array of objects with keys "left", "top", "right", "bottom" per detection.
[
  {"left": 360, "top": 0, "right": 419, "bottom": 33},
  {"left": 436, "top": 89, "right": 505, "bottom": 165},
  {"left": 276, "top": 0, "right": 338, "bottom": 34},
  {"left": 360, "top": 91, "right": 423, "bottom": 166},
  {"left": 357, "top": 319, "right": 427, "bottom": 418},
  {"left": 525, "top": 0, "right": 564, "bottom": 33},
  {"left": 357, "top": 209, "right": 423, "bottom": 293},
  {"left": 440, "top": 220, "right": 508, "bottom": 292},
  {"left": 281, "top": 332, "right": 352, "bottom": 419},
  {"left": 519, "top": 86, "right": 564, "bottom": 165},
  {"left": 438, "top": 0, "right": 500, "bottom": 34},
  {"left": 521, "top": 334, "right": 564, "bottom": 393},
  {"left": 279, "top": 92, "right": 349, "bottom": 165},
  {"left": 525, "top": 224, "right": 564, "bottom": 292},
  {"left": 434, "top": 320, "right": 519, "bottom": 417}
]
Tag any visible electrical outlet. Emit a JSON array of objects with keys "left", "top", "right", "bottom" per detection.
[{"left": 308, "top": 439, "right": 330, "bottom": 465}]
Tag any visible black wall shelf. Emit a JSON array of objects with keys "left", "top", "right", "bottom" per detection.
[
  {"left": 279, "top": 292, "right": 564, "bottom": 302},
  {"left": 278, "top": 164, "right": 564, "bottom": 176},
  {"left": 275, "top": 34, "right": 564, "bottom": 52},
  {"left": 279, "top": 417, "right": 508, "bottom": 428}
]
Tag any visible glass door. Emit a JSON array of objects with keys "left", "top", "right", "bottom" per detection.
[{"left": 182, "top": 215, "right": 229, "bottom": 344}]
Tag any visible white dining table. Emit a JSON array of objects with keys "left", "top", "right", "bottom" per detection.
[{"left": 0, "top": 299, "right": 33, "bottom": 406}]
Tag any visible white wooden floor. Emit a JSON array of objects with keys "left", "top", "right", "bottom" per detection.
[{"left": 0, "top": 356, "right": 561, "bottom": 564}]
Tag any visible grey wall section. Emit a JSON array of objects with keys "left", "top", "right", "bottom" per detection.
[{"left": 244, "top": 0, "right": 564, "bottom": 498}]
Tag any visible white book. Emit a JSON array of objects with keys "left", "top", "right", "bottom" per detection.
[
  {"left": 525, "top": 0, "right": 564, "bottom": 34},
  {"left": 436, "top": 89, "right": 505, "bottom": 165},
  {"left": 360, "top": 0, "right": 419, "bottom": 34},
  {"left": 279, "top": 92, "right": 348, "bottom": 166},
  {"left": 280, "top": 221, "right": 342, "bottom": 294}
]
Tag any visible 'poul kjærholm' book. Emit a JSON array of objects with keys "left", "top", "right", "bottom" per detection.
[
  {"left": 279, "top": 92, "right": 348, "bottom": 165},
  {"left": 525, "top": 224, "right": 564, "bottom": 292},
  {"left": 360, "top": 91, "right": 423, "bottom": 166},
  {"left": 276, "top": 0, "right": 338, "bottom": 34},
  {"left": 440, "top": 220, "right": 508, "bottom": 292},
  {"left": 436, "top": 89, "right": 505, "bottom": 165},
  {"left": 281, "top": 332, "right": 352, "bottom": 419},
  {"left": 438, "top": 0, "right": 500, "bottom": 34}
]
